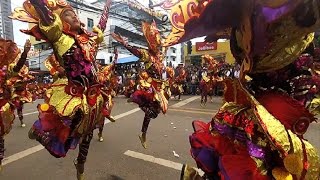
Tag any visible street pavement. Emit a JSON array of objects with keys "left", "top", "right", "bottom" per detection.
[{"left": 0, "top": 96, "right": 319, "bottom": 180}]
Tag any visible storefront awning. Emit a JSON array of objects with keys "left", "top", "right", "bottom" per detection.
[{"left": 117, "top": 56, "right": 139, "bottom": 64}]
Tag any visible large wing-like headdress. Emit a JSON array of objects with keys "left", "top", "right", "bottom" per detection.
[
  {"left": 0, "top": 38, "right": 21, "bottom": 67},
  {"left": 163, "top": 0, "right": 319, "bottom": 75},
  {"left": 142, "top": 20, "right": 162, "bottom": 54},
  {"left": 165, "top": 66, "right": 175, "bottom": 78},
  {"left": 10, "top": 0, "right": 73, "bottom": 41},
  {"left": 202, "top": 54, "right": 218, "bottom": 73}
]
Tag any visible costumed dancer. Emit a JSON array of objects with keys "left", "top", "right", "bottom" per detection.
[
  {"left": 165, "top": 66, "right": 175, "bottom": 98},
  {"left": 171, "top": 66, "right": 187, "bottom": 100},
  {"left": 95, "top": 48, "right": 118, "bottom": 142},
  {"left": 26, "top": 82, "right": 39, "bottom": 101},
  {"left": 199, "top": 55, "right": 222, "bottom": 106},
  {"left": 0, "top": 39, "right": 31, "bottom": 170},
  {"left": 10, "top": 0, "right": 113, "bottom": 179},
  {"left": 11, "top": 62, "right": 35, "bottom": 128},
  {"left": 124, "top": 78, "right": 136, "bottom": 98},
  {"left": 112, "top": 21, "right": 169, "bottom": 149},
  {"left": 162, "top": 0, "right": 320, "bottom": 179},
  {"left": 109, "top": 72, "right": 120, "bottom": 97}
]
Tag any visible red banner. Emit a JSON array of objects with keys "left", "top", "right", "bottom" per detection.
[{"left": 195, "top": 42, "right": 217, "bottom": 51}]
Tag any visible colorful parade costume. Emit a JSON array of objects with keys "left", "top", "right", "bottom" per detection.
[
  {"left": 11, "top": 65, "right": 35, "bottom": 128},
  {"left": 162, "top": 0, "right": 320, "bottom": 179},
  {"left": 112, "top": 21, "right": 169, "bottom": 149},
  {"left": 124, "top": 79, "right": 136, "bottom": 98},
  {"left": 95, "top": 48, "right": 118, "bottom": 142},
  {"left": 0, "top": 38, "right": 31, "bottom": 171},
  {"left": 11, "top": 0, "right": 113, "bottom": 179},
  {"left": 199, "top": 55, "right": 223, "bottom": 106},
  {"left": 165, "top": 66, "right": 175, "bottom": 98},
  {"left": 171, "top": 67, "right": 187, "bottom": 100}
]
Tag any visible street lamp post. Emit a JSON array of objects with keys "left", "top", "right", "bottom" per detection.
[{"left": 38, "top": 49, "right": 41, "bottom": 71}]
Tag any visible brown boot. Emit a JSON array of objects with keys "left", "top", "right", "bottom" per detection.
[
  {"left": 28, "top": 128, "right": 36, "bottom": 139},
  {"left": 139, "top": 132, "right": 147, "bottom": 149},
  {"left": 180, "top": 164, "right": 204, "bottom": 180},
  {"left": 74, "top": 159, "right": 84, "bottom": 180},
  {"left": 107, "top": 116, "right": 116, "bottom": 123}
]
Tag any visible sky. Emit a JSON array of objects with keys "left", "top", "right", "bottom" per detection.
[{"left": 11, "top": 0, "right": 29, "bottom": 47}]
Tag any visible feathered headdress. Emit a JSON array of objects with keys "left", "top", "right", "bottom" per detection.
[
  {"left": 142, "top": 20, "right": 161, "bottom": 54},
  {"left": 10, "top": 0, "right": 72, "bottom": 23},
  {"left": 163, "top": 0, "right": 319, "bottom": 76},
  {"left": 10, "top": 0, "right": 74, "bottom": 41},
  {"left": 202, "top": 54, "right": 218, "bottom": 73},
  {"left": 0, "top": 38, "right": 20, "bottom": 67},
  {"left": 166, "top": 66, "right": 175, "bottom": 78}
]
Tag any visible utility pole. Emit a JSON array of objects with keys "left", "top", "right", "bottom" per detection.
[
  {"left": 149, "top": 0, "right": 154, "bottom": 9},
  {"left": 38, "top": 49, "right": 41, "bottom": 71},
  {"left": 181, "top": 42, "right": 185, "bottom": 65}
]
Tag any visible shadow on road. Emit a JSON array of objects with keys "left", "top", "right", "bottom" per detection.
[{"left": 104, "top": 174, "right": 125, "bottom": 180}]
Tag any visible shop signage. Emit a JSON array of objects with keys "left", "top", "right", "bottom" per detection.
[{"left": 195, "top": 42, "right": 217, "bottom": 51}]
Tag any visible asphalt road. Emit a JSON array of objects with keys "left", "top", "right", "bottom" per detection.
[{"left": 0, "top": 96, "right": 319, "bottom": 180}]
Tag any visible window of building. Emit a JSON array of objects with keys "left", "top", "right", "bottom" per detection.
[
  {"left": 172, "top": 57, "right": 176, "bottom": 61},
  {"left": 87, "top": 18, "right": 94, "bottom": 29},
  {"left": 109, "top": 56, "right": 113, "bottom": 63},
  {"left": 172, "top": 49, "right": 176, "bottom": 53}
]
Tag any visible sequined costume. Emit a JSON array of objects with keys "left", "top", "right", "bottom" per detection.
[
  {"left": 199, "top": 55, "right": 223, "bottom": 106},
  {"left": 163, "top": 0, "right": 320, "bottom": 179},
  {"left": 171, "top": 67, "right": 187, "bottom": 100},
  {"left": 124, "top": 79, "right": 136, "bottom": 98},
  {"left": 112, "top": 21, "right": 169, "bottom": 149},
  {"left": 165, "top": 66, "right": 175, "bottom": 98},
  {"left": 0, "top": 38, "right": 31, "bottom": 170},
  {"left": 95, "top": 48, "right": 118, "bottom": 142},
  {"left": 12, "top": 65, "right": 35, "bottom": 128},
  {"left": 11, "top": 0, "right": 113, "bottom": 179}
]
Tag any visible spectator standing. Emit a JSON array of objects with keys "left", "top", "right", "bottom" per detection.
[{"left": 191, "top": 73, "right": 198, "bottom": 95}]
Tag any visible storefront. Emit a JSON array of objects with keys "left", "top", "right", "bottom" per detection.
[{"left": 183, "top": 41, "right": 235, "bottom": 66}]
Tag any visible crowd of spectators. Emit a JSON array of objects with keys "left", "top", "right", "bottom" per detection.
[
  {"left": 181, "top": 63, "right": 240, "bottom": 95},
  {"left": 114, "top": 62, "right": 241, "bottom": 96}
]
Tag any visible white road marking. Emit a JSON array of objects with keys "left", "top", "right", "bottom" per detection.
[
  {"left": 3, "top": 108, "right": 140, "bottom": 167},
  {"left": 124, "top": 150, "right": 183, "bottom": 170},
  {"left": 18, "top": 111, "right": 38, "bottom": 117},
  {"left": 171, "top": 96, "right": 200, "bottom": 108},
  {"left": 3, "top": 96, "right": 198, "bottom": 167},
  {"left": 2, "top": 145, "right": 44, "bottom": 166},
  {"left": 14, "top": 110, "right": 38, "bottom": 118},
  {"left": 18, "top": 96, "right": 199, "bottom": 118},
  {"left": 104, "top": 108, "right": 140, "bottom": 125},
  {"left": 124, "top": 150, "right": 204, "bottom": 176}
]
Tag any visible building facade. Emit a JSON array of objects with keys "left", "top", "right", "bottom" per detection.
[
  {"left": 0, "top": 0, "right": 14, "bottom": 40},
  {"left": 183, "top": 40, "right": 235, "bottom": 66},
  {"left": 165, "top": 45, "right": 182, "bottom": 67},
  {"left": 27, "top": 0, "right": 180, "bottom": 70},
  {"left": 93, "top": 0, "right": 180, "bottom": 65}
]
